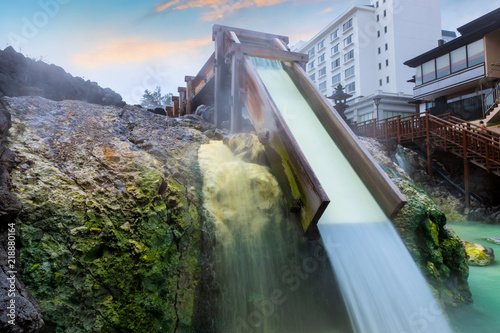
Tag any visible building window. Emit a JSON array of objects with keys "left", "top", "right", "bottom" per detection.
[
  {"left": 318, "top": 66, "right": 327, "bottom": 77},
  {"left": 377, "top": 31, "right": 380, "bottom": 38},
  {"left": 384, "top": 26, "right": 387, "bottom": 33},
  {"left": 318, "top": 53, "right": 326, "bottom": 64},
  {"left": 332, "top": 73, "right": 341, "bottom": 85},
  {"left": 377, "top": 15, "right": 379, "bottom": 22},
  {"left": 308, "top": 60, "right": 315, "bottom": 70},
  {"left": 422, "top": 59, "right": 436, "bottom": 83},
  {"left": 467, "top": 39, "right": 485, "bottom": 67},
  {"left": 415, "top": 66, "right": 422, "bottom": 86},
  {"left": 318, "top": 39, "right": 325, "bottom": 50},
  {"left": 376, "top": 1, "right": 379, "bottom": 8},
  {"left": 384, "top": 9, "right": 386, "bottom": 17},
  {"left": 386, "top": 76, "right": 390, "bottom": 83},
  {"left": 378, "top": 47, "right": 381, "bottom": 54},
  {"left": 436, "top": 54, "right": 450, "bottom": 78},
  {"left": 345, "top": 66, "right": 355, "bottom": 78},
  {"left": 344, "top": 49, "right": 354, "bottom": 62},
  {"left": 319, "top": 81, "right": 327, "bottom": 91},
  {"left": 359, "top": 112, "right": 374, "bottom": 122},
  {"left": 379, "top": 79, "right": 383, "bottom": 86},
  {"left": 383, "top": 0, "right": 386, "bottom": 3},
  {"left": 343, "top": 18, "right": 353, "bottom": 32},
  {"left": 332, "top": 58, "right": 340, "bottom": 69},
  {"left": 451, "top": 46, "right": 467, "bottom": 72},
  {"left": 345, "top": 82, "right": 355, "bottom": 93},
  {"left": 385, "top": 59, "right": 389, "bottom": 66},
  {"left": 309, "top": 73, "right": 316, "bottom": 81},
  {"left": 331, "top": 43, "right": 339, "bottom": 55},
  {"left": 343, "top": 34, "right": 353, "bottom": 47},
  {"left": 308, "top": 48, "right": 315, "bottom": 57},
  {"left": 378, "top": 63, "right": 382, "bottom": 70},
  {"left": 385, "top": 43, "right": 388, "bottom": 51},
  {"left": 330, "top": 29, "right": 339, "bottom": 41}
]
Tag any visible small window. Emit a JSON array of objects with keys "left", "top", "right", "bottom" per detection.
[
  {"left": 330, "top": 29, "right": 339, "bottom": 41},
  {"left": 318, "top": 39, "right": 325, "bottom": 50},
  {"left": 345, "top": 82, "right": 355, "bottom": 93},
  {"left": 378, "top": 63, "right": 382, "bottom": 70},
  {"left": 384, "top": 9, "right": 386, "bottom": 17},
  {"left": 308, "top": 60, "right": 315, "bottom": 70},
  {"left": 422, "top": 59, "right": 436, "bottom": 83},
  {"left": 386, "top": 76, "right": 390, "bottom": 83},
  {"left": 379, "top": 79, "right": 383, "bottom": 86},
  {"left": 319, "top": 81, "right": 327, "bottom": 91},
  {"left": 343, "top": 34, "right": 353, "bottom": 47},
  {"left": 385, "top": 43, "right": 388, "bottom": 51},
  {"left": 345, "top": 66, "right": 355, "bottom": 78},
  {"left": 331, "top": 43, "right": 339, "bottom": 55},
  {"left": 385, "top": 59, "right": 389, "bottom": 66},
  {"left": 451, "top": 46, "right": 467, "bottom": 72},
  {"left": 436, "top": 54, "right": 450, "bottom": 78},
  {"left": 332, "top": 58, "right": 340, "bottom": 69},
  {"left": 467, "top": 39, "right": 485, "bottom": 67},
  {"left": 309, "top": 73, "right": 316, "bottom": 81},
  {"left": 332, "top": 73, "right": 341, "bottom": 85},
  {"left": 384, "top": 26, "right": 387, "bottom": 33},
  {"left": 318, "top": 66, "right": 327, "bottom": 77},
  {"left": 377, "top": 15, "right": 379, "bottom": 22},
  {"left": 344, "top": 49, "right": 354, "bottom": 62},
  {"left": 308, "top": 48, "right": 315, "bottom": 57},
  {"left": 318, "top": 53, "right": 326, "bottom": 64},
  {"left": 378, "top": 47, "right": 381, "bottom": 54},
  {"left": 415, "top": 66, "right": 422, "bottom": 86},
  {"left": 377, "top": 31, "right": 380, "bottom": 38},
  {"left": 376, "top": 1, "right": 379, "bottom": 8},
  {"left": 343, "top": 18, "right": 353, "bottom": 32}
]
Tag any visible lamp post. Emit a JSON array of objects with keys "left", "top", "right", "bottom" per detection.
[
  {"left": 327, "top": 84, "right": 353, "bottom": 123},
  {"left": 373, "top": 96, "right": 381, "bottom": 121}
]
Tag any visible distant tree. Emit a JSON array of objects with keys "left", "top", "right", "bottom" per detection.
[{"left": 140, "top": 86, "right": 173, "bottom": 109}]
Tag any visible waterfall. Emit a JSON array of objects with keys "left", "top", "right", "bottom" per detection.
[
  {"left": 198, "top": 140, "right": 352, "bottom": 332},
  {"left": 251, "top": 57, "right": 453, "bottom": 333}
]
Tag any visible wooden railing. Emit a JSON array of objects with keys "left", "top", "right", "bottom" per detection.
[{"left": 352, "top": 112, "right": 500, "bottom": 175}]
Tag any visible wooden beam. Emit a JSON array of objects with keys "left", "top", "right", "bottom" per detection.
[
  {"left": 213, "top": 24, "right": 289, "bottom": 45},
  {"left": 231, "top": 51, "right": 242, "bottom": 133},
  {"left": 228, "top": 43, "right": 308, "bottom": 63},
  {"left": 214, "top": 29, "right": 225, "bottom": 127}
]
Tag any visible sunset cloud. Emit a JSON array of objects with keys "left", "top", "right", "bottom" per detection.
[
  {"left": 155, "top": 0, "right": 288, "bottom": 21},
  {"left": 73, "top": 38, "right": 212, "bottom": 68}
]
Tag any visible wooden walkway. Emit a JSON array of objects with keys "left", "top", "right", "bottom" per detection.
[{"left": 352, "top": 112, "right": 500, "bottom": 207}]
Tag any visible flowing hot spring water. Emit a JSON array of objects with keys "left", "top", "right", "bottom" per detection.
[{"left": 247, "top": 57, "right": 453, "bottom": 333}]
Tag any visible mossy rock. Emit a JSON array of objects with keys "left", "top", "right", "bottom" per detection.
[{"left": 461, "top": 240, "right": 495, "bottom": 266}]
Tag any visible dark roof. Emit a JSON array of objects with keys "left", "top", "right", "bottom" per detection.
[
  {"left": 441, "top": 30, "right": 457, "bottom": 37},
  {"left": 405, "top": 7, "right": 500, "bottom": 67}
]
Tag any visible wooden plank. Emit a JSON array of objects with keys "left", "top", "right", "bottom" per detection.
[
  {"left": 213, "top": 24, "right": 289, "bottom": 45},
  {"left": 285, "top": 62, "right": 407, "bottom": 219},
  {"left": 231, "top": 51, "right": 242, "bottom": 133},
  {"left": 229, "top": 43, "right": 308, "bottom": 63},
  {"left": 240, "top": 56, "right": 329, "bottom": 234}
]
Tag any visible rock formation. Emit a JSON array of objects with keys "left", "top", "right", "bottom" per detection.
[
  {"left": 0, "top": 47, "right": 123, "bottom": 106},
  {"left": 1, "top": 96, "right": 218, "bottom": 332}
]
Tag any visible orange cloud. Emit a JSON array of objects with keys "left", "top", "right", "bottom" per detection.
[
  {"left": 155, "top": 0, "right": 288, "bottom": 21},
  {"left": 73, "top": 38, "right": 212, "bottom": 68},
  {"left": 320, "top": 7, "right": 333, "bottom": 15}
]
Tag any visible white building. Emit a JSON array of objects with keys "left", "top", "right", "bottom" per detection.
[{"left": 294, "top": 0, "right": 443, "bottom": 123}]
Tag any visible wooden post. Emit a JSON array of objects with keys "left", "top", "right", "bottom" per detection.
[
  {"left": 213, "top": 26, "right": 225, "bottom": 127},
  {"left": 178, "top": 87, "right": 186, "bottom": 115},
  {"left": 396, "top": 115, "right": 401, "bottom": 144},
  {"left": 231, "top": 51, "right": 243, "bottom": 133},
  {"left": 184, "top": 76, "right": 195, "bottom": 115},
  {"left": 463, "top": 130, "right": 470, "bottom": 210},
  {"left": 172, "top": 96, "right": 180, "bottom": 117},
  {"left": 426, "top": 111, "right": 433, "bottom": 176}
]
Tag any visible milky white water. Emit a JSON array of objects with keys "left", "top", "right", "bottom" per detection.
[{"left": 251, "top": 57, "right": 453, "bottom": 333}]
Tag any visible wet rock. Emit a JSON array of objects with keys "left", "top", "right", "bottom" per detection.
[
  {"left": 194, "top": 104, "right": 214, "bottom": 123},
  {"left": 3, "top": 96, "right": 213, "bottom": 332},
  {"left": 461, "top": 240, "right": 495, "bottom": 266}
]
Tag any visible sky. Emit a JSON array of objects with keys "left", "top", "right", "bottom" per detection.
[{"left": 1, "top": 0, "right": 500, "bottom": 105}]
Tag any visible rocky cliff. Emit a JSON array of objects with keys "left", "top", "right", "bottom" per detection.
[
  {"left": 0, "top": 47, "right": 123, "bottom": 106},
  {"left": 1, "top": 96, "right": 220, "bottom": 332}
]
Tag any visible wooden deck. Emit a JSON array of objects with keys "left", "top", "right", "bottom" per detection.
[{"left": 352, "top": 112, "right": 500, "bottom": 207}]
